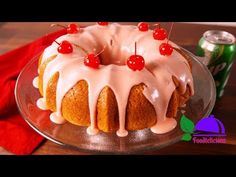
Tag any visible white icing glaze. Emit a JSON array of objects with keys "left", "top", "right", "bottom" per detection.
[
  {"left": 36, "top": 98, "right": 47, "bottom": 110},
  {"left": 87, "top": 126, "right": 99, "bottom": 135},
  {"left": 33, "top": 76, "right": 39, "bottom": 88},
  {"left": 35, "top": 23, "right": 194, "bottom": 137},
  {"left": 50, "top": 112, "right": 66, "bottom": 124},
  {"left": 151, "top": 118, "right": 177, "bottom": 134}
]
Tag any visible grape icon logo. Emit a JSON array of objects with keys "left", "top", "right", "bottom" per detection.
[{"left": 180, "top": 114, "right": 226, "bottom": 144}]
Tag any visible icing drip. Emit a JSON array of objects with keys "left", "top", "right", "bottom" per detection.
[
  {"left": 87, "top": 126, "right": 99, "bottom": 135},
  {"left": 33, "top": 76, "right": 39, "bottom": 88},
  {"left": 50, "top": 112, "right": 66, "bottom": 124},
  {"left": 151, "top": 118, "right": 177, "bottom": 134},
  {"left": 35, "top": 23, "right": 194, "bottom": 137},
  {"left": 36, "top": 98, "right": 47, "bottom": 110}
]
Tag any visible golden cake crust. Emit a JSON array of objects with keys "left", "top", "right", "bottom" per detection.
[{"left": 38, "top": 48, "right": 192, "bottom": 133}]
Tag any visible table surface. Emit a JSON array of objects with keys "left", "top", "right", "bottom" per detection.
[{"left": 0, "top": 22, "right": 236, "bottom": 155}]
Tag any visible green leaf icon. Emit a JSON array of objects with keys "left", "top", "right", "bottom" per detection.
[
  {"left": 180, "top": 115, "right": 194, "bottom": 133},
  {"left": 181, "top": 133, "right": 192, "bottom": 141}
]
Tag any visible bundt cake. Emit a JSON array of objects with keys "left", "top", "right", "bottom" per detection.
[{"left": 33, "top": 22, "right": 194, "bottom": 137}]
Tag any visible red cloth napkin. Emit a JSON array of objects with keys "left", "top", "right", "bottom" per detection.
[{"left": 0, "top": 29, "right": 67, "bottom": 155}]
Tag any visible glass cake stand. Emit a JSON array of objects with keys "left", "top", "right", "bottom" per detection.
[{"left": 15, "top": 49, "right": 216, "bottom": 154}]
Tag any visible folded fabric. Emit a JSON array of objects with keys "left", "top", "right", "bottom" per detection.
[{"left": 0, "top": 28, "right": 67, "bottom": 155}]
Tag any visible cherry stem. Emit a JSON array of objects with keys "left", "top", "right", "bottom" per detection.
[
  {"left": 167, "top": 22, "right": 174, "bottom": 44},
  {"left": 54, "top": 40, "right": 60, "bottom": 45},
  {"left": 135, "top": 42, "right": 137, "bottom": 56},
  {"left": 110, "top": 39, "right": 113, "bottom": 46},
  {"left": 72, "top": 43, "right": 89, "bottom": 54},
  {"left": 95, "top": 45, "right": 107, "bottom": 57},
  {"left": 51, "top": 24, "right": 67, "bottom": 29}
]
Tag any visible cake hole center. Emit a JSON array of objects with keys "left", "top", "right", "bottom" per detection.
[
  {"left": 95, "top": 43, "right": 140, "bottom": 66},
  {"left": 99, "top": 52, "right": 127, "bottom": 66}
]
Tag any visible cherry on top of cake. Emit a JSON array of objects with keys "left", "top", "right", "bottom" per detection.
[{"left": 50, "top": 22, "right": 175, "bottom": 71}]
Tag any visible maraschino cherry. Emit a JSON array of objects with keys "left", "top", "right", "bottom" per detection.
[
  {"left": 159, "top": 23, "right": 174, "bottom": 56},
  {"left": 159, "top": 43, "right": 173, "bottom": 56},
  {"left": 55, "top": 40, "right": 73, "bottom": 54},
  {"left": 84, "top": 54, "right": 100, "bottom": 69},
  {"left": 153, "top": 27, "right": 167, "bottom": 40},
  {"left": 153, "top": 24, "right": 167, "bottom": 40},
  {"left": 127, "top": 42, "right": 145, "bottom": 71},
  {"left": 67, "top": 23, "right": 79, "bottom": 34},
  {"left": 97, "top": 22, "right": 109, "bottom": 26},
  {"left": 51, "top": 23, "right": 79, "bottom": 34},
  {"left": 84, "top": 47, "right": 105, "bottom": 69},
  {"left": 138, "top": 22, "right": 149, "bottom": 32}
]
